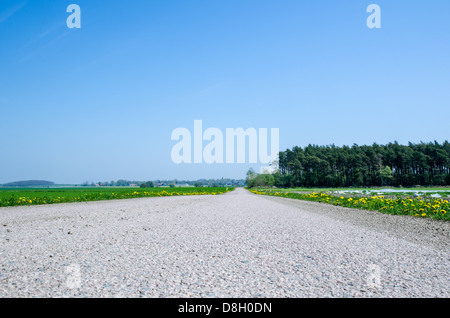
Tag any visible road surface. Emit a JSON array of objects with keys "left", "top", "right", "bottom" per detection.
[{"left": 1, "top": 188, "right": 449, "bottom": 297}]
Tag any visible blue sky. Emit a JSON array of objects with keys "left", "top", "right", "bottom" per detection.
[{"left": 1, "top": 0, "right": 449, "bottom": 184}]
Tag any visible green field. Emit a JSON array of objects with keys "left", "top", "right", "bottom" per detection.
[{"left": 0, "top": 187, "right": 234, "bottom": 207}]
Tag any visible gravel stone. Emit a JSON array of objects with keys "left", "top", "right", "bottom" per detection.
[{"left": 0, "top": 188, "right": 449, "bottom": 297}]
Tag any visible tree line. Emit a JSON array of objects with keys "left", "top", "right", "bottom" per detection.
[
  {"left": 0, "top": 180, "right": 55, "bottom": 187},
  {"left": 247, "top": 141, "right": 450, "bottom": 188},
  {"left": 82, "top": 178, "right": 245, "bottom": 188}
]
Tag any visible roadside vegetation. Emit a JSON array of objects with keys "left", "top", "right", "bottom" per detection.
[
  {"left": 249, "top": 188, "right": 449, "bottom": 221},
  {"left": 0, "top": 187, "right": 234, "bottom": 207},
  {"left": 246, "top": 140, "right": 450, "bottom": 221}
]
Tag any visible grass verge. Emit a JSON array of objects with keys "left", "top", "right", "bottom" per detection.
[{"left": 248, "top": 188, "right": 449, "bottom": 221}]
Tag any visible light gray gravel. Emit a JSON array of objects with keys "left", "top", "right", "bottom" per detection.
[{"left": 0, "top": 188, "right": 449, "bottom": 298}]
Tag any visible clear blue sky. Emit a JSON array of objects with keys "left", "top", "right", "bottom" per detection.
[{"left": 1, "top": 0, "right": 449, "bottom": 184}]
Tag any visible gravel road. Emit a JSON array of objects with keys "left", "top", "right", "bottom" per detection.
[{"left": 1, "top": 188, "right": 449, "bottom": 298}]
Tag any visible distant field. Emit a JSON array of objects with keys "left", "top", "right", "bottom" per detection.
[{"left": 0, "top": 187, "right": 234, "bottom": 207}]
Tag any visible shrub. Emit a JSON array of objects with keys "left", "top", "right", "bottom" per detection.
[{"left": 140, "top": 181, "right": 154, "bottom": 188}]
